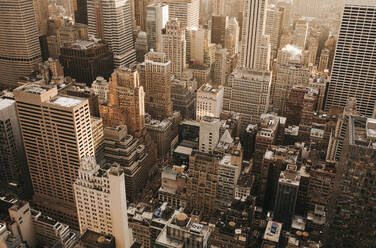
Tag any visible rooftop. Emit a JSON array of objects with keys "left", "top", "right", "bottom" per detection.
[
  {"left": 263, "top": 221, "right": 282, "bottom": 243},
  {"left": 51, "top": 96, "right": 84, "bottom": 107},
  {"left": 17, "top": 83, "right": 52, "bottom": 95},
  {"left": 0, "top": 98, "right": 14, "bottom": 111}
]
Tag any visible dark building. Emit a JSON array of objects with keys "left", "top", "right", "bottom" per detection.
[
  {"left": 171, "top": 77, "right": 196, "bottom": 120},
  {"left": 242, "top": 124, "right": 258, "bottom": 160},
  {"left": 60, "top": 39, "right": 113, "bottom": 86},
  {"left": 75, "top": 0, "right": 88, "bottom": 24},
  {"left": 211, "top": 15, "right": 227, "bottom": 48}
]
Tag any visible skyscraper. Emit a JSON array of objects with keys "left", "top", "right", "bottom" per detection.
[
  {"left": 146, "top": 3, "right": 169, "bottom": 51},
  {"left": 14, "top": 84, "right": 94, "bottom": 228},
  {"left": 162, "top": 0, "right": 199, "bottom": 29},
  {"left": 88, "top": 0, "right": 136, "bottom": 67},
  {"left": 211, "top": 15, "right": 228, "bottom": 48},
  {"left": 162, "top": 19, "right": 186, "bottom": 78},
  {"left": 325, "top": 0, "right": 376, "bottom": 117},
  {"left": 0, "top": 0, "right": 42, "bottom": 88},
  {"left": 240, "top": 0, "right": 268, "bottom": 69},
  {"left": 75, "top": 0, "right": 88, "bottom": 24}
]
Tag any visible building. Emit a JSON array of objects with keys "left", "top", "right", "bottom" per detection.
[
  {"left": 162, "top": 0, "right": 199, "bottom": 29},
  {"left": 261, "top": 221, "right": 283, "bottom": 247},
  {"left": 199, "top": 117, "right": 221, "bottom": 154},
  {"left": 211, "top": 15, "right": 227, "bottom": 48},
  {"left": 65, "top": 83, "right": 101, "bottom": 117},
  {"left": 103, "top": 125, "right": 153, "bottom": 201},
  {"left": 161, "top": 19, "right": 186, "bottom": 78},
  {"left": 92, "top": 76, "right": 110, "bottom": 104},
  {"left": 141, "top": 51, "right": 173, "bottom": 119},
  {"left": 87, "top": 0, "right": 136, "bottom": 67},
  {"left": 327, "top": 115, "right": 376, "bottom": 247},
  {"left": 318, "top": 48, "right": 330, "bottom": 72},
  {"left": 274, "top": 165, "right": 301, "bottom": 228},
  {"left": 146, "top": 3, "right": 169, "bottom": 51},
  {"left": 240, "top": 0, "right": 268, "bottom": 69},
  {"left": 225, "top": 17, "right": 240, "bottom": 55},
  {"left": 99, "top": 67, "right": 145, "bottom": 137},
  {"left": 171, "top": 76, "right": 196, "bottom": 120},
  {"left": 189, "top": 28, "right": 214, "bottom": 65},
  {"left": 135, "top": 31, "right": 149, "bottom": 63},
  {"left": 265, "top": 5, "right": 282, "bottom": 58},
  {"left": 213, "top": 48, "right": 227, "bottom": 86},
  {"left": 134, "top": 0, "right": 154, "bottom": 31},
  {"left": 293, "top": 20, "right": 308, "bottom": 49},
  {"left": 196, "top": 84, "right": 224, "bottom": 121},
  {"left": 0, "top": 97, "right": 32, "bottom": 198},
  {"left": 14, "top": 84, "right": 94, "bottom": 228},
  {"left": 224, "top": 68, "right": 272, "bottom": 131},
  {"left": 33, "top": 0, "right": 49, "bottom": 35},
  {"left": 77, "top": 230, "right": 115, "bottom": 248},
  {"left": 75, "top": 0, "right": 88, "bottom": 24},
  {"left": 91, "top": 117, "right": 105, "bottom": 163},
  {"left": 211, "top": 0, "right": 225, "bottom": 16},
  {"left": 325, "top": 0, "right": 376, "bottom": 117},
  {"left": 0, "top": 0, "right": 42, "bottom": 88},
  {"left": 60, "top": 38, "right": 113, "bottom": 86},
  {"left": 74, "top": 157, "right": 132, "bottom": 248},
  {"left": 145, "top": 118, "right": 175, "bottom": 159},
  {"left": 154, "top": 212, "right": 211, "bottom": 248}
]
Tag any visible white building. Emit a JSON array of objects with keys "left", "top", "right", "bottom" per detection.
[
  {"left": 199, "top": 116, "right": 221, "bottom": 153},
  {"left": 265, "top": 5, "right": 282, "bottom": 57},
  {"left": 91, "top": 76, "right": 109, "bottom": 104},
  {"left": 196, "top": 83, "right": 224, "bottom": 121},
  {"left": 74, "top": 157, "right": 132, "bottom": 248},
  {"left": 146, "top": 3, "right": 169, "bottom": 51},
  {"left": 162, "top": 0, "right": 199, "bottom": 29},
  {"left": 294, "top": 20, "right": 309, "bottom": 49},
  {"left": 88, "top": 0, "right": 136, "bottom": 67}
]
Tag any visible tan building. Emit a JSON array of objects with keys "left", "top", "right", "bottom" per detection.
[
  {"left": 100, "top": 67, "right": 146, "bottom": 137},
  {"left": 141, "top": 51, "right": 173, "bottom": 119},
  {"left": 14, "top": 84, "right": 94, "bottom": 228}
]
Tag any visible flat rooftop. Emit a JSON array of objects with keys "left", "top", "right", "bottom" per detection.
[
  {"left": 263, "top": 221, "right": 282, "bottom": 243},
  {"left": 51, "top": 96, "right": 85, "bottom": 108},
  {"left": 0, "top": 98, "right": 14, "bottom": 111}
]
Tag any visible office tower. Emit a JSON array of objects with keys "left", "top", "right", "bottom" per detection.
[
  {"left": 265, "top": 5, "right": 282, "bottom": 58},
  {"left": 102, "top": 126, "right": 153, "bottom": 201},
  {"left": 161, "top": 19, "right": 186, "bottom": 78},
  {"left": 87, "top": 0, "right": 136, "bottom": 67},
  {"left": 240, "top": 0, "right": 268, "bottom": 68},
  {"left": 135, "top": 31, "right": 149, "bottom": 62},
  {"left": 277, "top": 0, "right": 292, "bottom": 30},
  {"left": 134, "top": 0, "right": 154, "bottom": 31},
  {"left": 212, "top": 0, "right": 225, "bottom": 16},
  {"left": 224, "top": 68, "right": 272, "bottom": 131},
  {"left": 211, "top": 15, "right": 228, "bottom": 48},
  {"left": 142, "top": 51, "right": 173, "bottom": 119},
  {"left": 274, "top": 165, "right": 301, "bottom": 228},
  {"left": 14, "top": 84, "right": 94, "bottom": 228},
  {"left": 162, "top": 0, "right": 200, "bottom": 29},
  {"left": 90, "top": 117, "right": 105, "bottom": 163},
  {"left": 213, "top": 48, "right": 227, "bottom": 86},
  {"left": 196, "top": 84, "right": 224, "bottom": 121},
  {"left": 0, "top": 98, "right": 32, "bottom": 198},
  {"left": 155, "top": 212, "right": 211, "bottom": 248},
  {"left": 0, "top": 0, "right": 42, "bottom": 89},
  {"left": 189, "top": 28, "right": 213, "bottom": 65},
  {"left": 171, "top": 76, "right": 196, "bottom": 120},
  {"left": 318, "top": 48, "right": 330, "bottom": 72},
  {"left": 254, "top": 35, "right": 271, "bottom": 71},
  {"left": 307, "top": 36, "right": 319, "bottom": 66},
  {"left": 74, "top": 157, "right": 132, "bottom": 248},
  {"left": 325, "top": 0, "right": 376, "bottom": 117},
  {"left": 99, "top": 67, "right": 145, "bottom": 137},
  {"left": 146, "top": 3, "right": 169, "bottom": 51},
  {"left": 225, "top": 17, "right": 240, "bottom": 55},
  {"left": 199, "top": 117, "right": 221, "bottom": 153},
  {"left": 75, "top": 0, "right": 88, "bottom": 24},
  {"left": 92, "top": 76, "right": 110, "bottom": 104},
  {"left": 33, "top": 0, "right": 49, "bottom": 35},
  {"left": 294, "top": 19, "right": 308, "bottom": 49},
  {"left": 145, "top": 118, "right": 175, "bottom": 158},
  {"left": 60, "top": 39, "right": 114, "bottom": 86},
  {"left": 327, "top": 116, "right": 376, "bottom": 247}
]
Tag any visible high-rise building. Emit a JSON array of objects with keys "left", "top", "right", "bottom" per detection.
[
  {"left": 189, "top": 28, "right": 213, "bottom": 65},
  {"left": 99, "top": 67, "right": 145, "bottom": 137},
  {"left": 141, "top": 50, "right": 173, "bottom": 119},
  {"left": 162, "top": 0, "right": 199, "bottom": 29},
  {"left": 171, "top": 75, "right": 196, "bottom": 120},
  {"left": 265, "top": 5, "right": 282, "bottom": 58},
  {"left": 60, "top": 39, "right": 114, "bottom": 86},
  {"left": 14, "top": 84, "right": 94, "bottom": 228},
  {"left": 33, "top": 0, "right": 49, "bottom": 35},
  {"left": 92, "top": 76, "right": 110, "bottom": 104},
  {"left": 213, "top": 47, "right": 227, "bottom": 86},
  {"left": 87, "top": 0, "right": 136, "bottom": 67},
  {"left": 134, "top": 0, "right": 154, "bottom": 31},
  {"left": 0, "top": 97, "right": 32, "bottom": 198},
  {"left": 327, "top": 115, "right": 376, "bottom": 247},
  {"left": 240, "top": 0, "right": 268, "bottom": 69},
  {"left": 146, "top": 3, "right": 169, "bottom": 51},
  {"left": 135, "top": 31, "right": 149, "bottom": 62},
  {"left": 196, "top": 84, "right": 224, "bottom": 121},
  {"left": 294, "top": 19, "right": 309, "bottom": 49},
  {"left": 318, "top": 48, "right": 330, "bottom": 72},
  {"left": 225, "top": 17, "right": 240, "bottom": 55},
  {"left": 211, "top": 15, "right": 228, "bottom": 48},
  {"left": 325, "top": 0, "right": 376, "bottom": 117},
  {"left": 224, "top": 68, "right": 272, "bottom": 131},
  {"left": 75, "top": 0, "right": 88, "bottom": 24},
  {"left": 162, "top": 19, "right": 186, "bottom": 78},
  {"left": 74, "top": 157, "right": 132, "bottom": 248},
  {"left": 0, "top": 0, "right": 42, "bottom": 89},
  {"left": 211, "top": 0, "right": 225, "bottom": 16}
]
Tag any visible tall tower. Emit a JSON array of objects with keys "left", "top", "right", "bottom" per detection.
[
  {"left": 14, "top": 84, "right": 94, "bottom": 228},
  {"left": 162, "top": 0, "right": 199, "bottom": 29},
  {"left": 74, "top": 157, "right": 132, "bottom": 248},
  {"left": 75, "top": 0, "right": 88, "bottom": 24},
  {"left": 162, "top": 19, "right": 186, "bottom": 79},
  {"left": 0, "top": 0, "right": 42, "bottom": 88},
  {"left": 99, "top": 67, "right": 146, "bottom": 137},
  {"left": 240, "top": 0, "right": 268, "bottom": 69},
  {"left": 88, "top": 0, "right": 136, "bottom": 67},
  {"left": 325, "top": 0, "right": 376, "bottom": 117},
  {"left": 146, "top": 3, "right": 169, "bottom": 51},
  {"left": 142, "top": 51, "right": 173, "bottom": 119}
]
